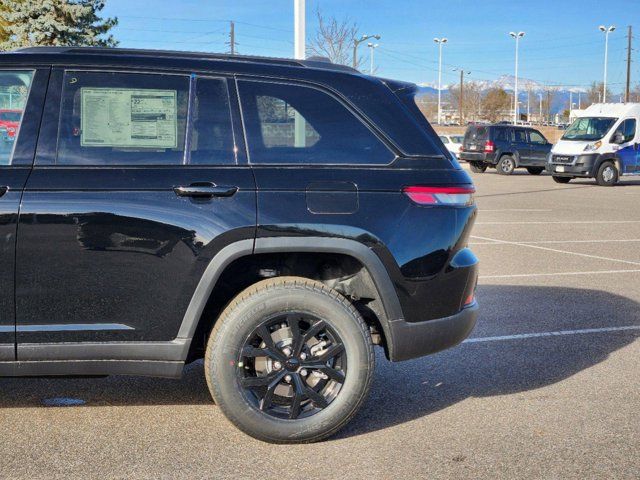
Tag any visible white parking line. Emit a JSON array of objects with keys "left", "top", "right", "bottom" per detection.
[
  {"left": 471, "top": 238, "right": 640, "bottom": 246},
  {"left": 471, "top": 235, "right": 640, "bottom": 267},
  {"left": 476, "top": 220, "right": 640, "bottom": 225},
  {"left": 464, "top": 325, "right": 640, "bottom": 343},
  {"left": 480, "top": 209, "right": 553, "bottom": 212},
  {"left": 480, "top": 269, "right": 640, "bottom": 279}
]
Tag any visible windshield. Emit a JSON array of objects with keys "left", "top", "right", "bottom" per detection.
[{"left": 562, "top": 117, "right": 617, "bottom": 141}]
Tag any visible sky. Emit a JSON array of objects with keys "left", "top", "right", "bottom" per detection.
[{"left": 102, "top": 0, "right": 640, "bottom": 92}]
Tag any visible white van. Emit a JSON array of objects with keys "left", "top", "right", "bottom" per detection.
[{"left": 547, "top": 103, "right": 640, "bottom": 186}]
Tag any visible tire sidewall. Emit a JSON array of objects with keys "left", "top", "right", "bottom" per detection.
[
  {"left": 597, "top": 161, "right": 618, "bottom": 186},
  {"left": 498, "top": 155, "right": 515, "bottom": 175},
  {"left": 206, "top": 281, "right": 373, "bottom": 443}
]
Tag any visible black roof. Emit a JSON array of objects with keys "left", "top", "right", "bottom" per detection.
[{"left": 8, "top": 46, "right": 359, "bottom": 74}]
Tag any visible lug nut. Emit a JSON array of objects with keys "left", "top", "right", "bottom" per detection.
[
  {"left": 282, "top": 347, "right": 292, "bottom": 357},
  {"left": 300, "top": 369, "right": 308, "bottom": 377},
  {"left": 273, "top": 361, "right": 282, "bottom": 371},
  {"left": 300, "top": 352, "right": 307, "bottom": 360},
  {"left": 284, "top": 374, "right": 292, "bottom": 383}
]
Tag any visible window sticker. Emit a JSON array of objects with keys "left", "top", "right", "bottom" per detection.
[{"left": 80, "top": 88, "right": 177, "bottom": 148}]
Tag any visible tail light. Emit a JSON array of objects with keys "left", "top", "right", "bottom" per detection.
[
  {"left": 463, "top": 292, "right": 476, "bottom": 307},
  {"left": 403, "top": 186, "right": 475, "bottom": 206},
  {"left": 484, "top": 140, "right": 495, "bottom": 153}
]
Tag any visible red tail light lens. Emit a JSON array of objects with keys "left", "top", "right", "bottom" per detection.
[
  {"left": 403, "top": 186, "right": 475, "bottom": 206},
  {"left": 484, "top": 140, "right": 495, "bottom": 153}
]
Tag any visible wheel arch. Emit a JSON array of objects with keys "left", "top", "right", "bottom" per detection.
[{"left": 176, "top": 237, "right": 404, "bottom": 361}]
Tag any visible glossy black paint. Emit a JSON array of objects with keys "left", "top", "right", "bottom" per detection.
[{"left": 0, "top": 48, "right": 478, "bottom": 373}]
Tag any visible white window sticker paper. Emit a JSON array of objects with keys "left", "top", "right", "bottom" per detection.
[{"left": 80, "top": 88, "right": 178, "bottom": 148}]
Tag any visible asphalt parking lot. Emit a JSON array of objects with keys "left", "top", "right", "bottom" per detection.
[{"left": 1, "top": 167, "right": 639, "bottom": 480}]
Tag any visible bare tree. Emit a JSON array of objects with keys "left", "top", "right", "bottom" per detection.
[
  {"left": 631, "top": 84, "right": 640, "bottom": 103},
  {"left": 586, "top": 81, "right": 612, "bottom": 105},
  {"left": 481, "top": 88, "right": 510, "bottom": 122},
  {"left": 307, "top": 8, "right": 361, "bottom": 68},
  {"left": 448, "top": 82, "right": 483, "bottom": 123}
]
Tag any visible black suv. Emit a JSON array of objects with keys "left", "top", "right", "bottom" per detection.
[
  {"left": 459, "top": 123, "right": 552, "bottom": 175},
  {"left": 0, "top": 47, "right": 478, "bottom": 443}
]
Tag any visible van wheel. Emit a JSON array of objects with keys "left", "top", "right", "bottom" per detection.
[
  {"left": 497, "top": 155, "right": 516, "bottom": 175},
  {"left": 204, "top": 276, "right": 375, "bottom": 444},
  {"left": 526, "top": 167, "right": 544, "bottom": 175},
  {"left": 596, "top": 161, "right": 619, "bottom": 186},
  {"left": 552, "top": 176, "right": 571, "bottom": 184},
  {"left": 469, "top": 162, "right": 487, "bottom": 173}
]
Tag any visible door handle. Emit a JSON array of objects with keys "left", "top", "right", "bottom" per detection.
[
  {"left": 0, "top": 186, "right": 7, "bottom": 198},
  {"left": 173, "top": 182, "right": 238, "bottom": 198}
]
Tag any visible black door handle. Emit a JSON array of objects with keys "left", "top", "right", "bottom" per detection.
[
  {"left": 173, "top": 182, "right": 238, "bottom": 198},
  {"left": 0, "top": 186, "right": 7, "bottom": 198}
]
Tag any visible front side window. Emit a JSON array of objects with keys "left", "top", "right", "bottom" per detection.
[
  {"left": 238, "top": 80, "right": 393, "bottom": 165},
  {"left": 57, "top": 71, "right": 190, "bottom": 165},
  {"left": 0, "top": 70, "right": 33, "bottom": 165},
  {"left": 529, "top": 131, "right": 547, "bottom": 144},
  {"left": 562, "top": 117, "right": 617, "bottom": 141},
  {"left": 612, "top": 119, "right": 637, "bottom": 143}
]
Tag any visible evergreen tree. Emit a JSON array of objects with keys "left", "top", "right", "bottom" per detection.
[{"left": 0, "top": 0, "right": 117, "bottom": 50}]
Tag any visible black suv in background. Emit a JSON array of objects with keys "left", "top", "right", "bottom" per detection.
[
  {"left": 459, "top": 124, "right": 552, "bottom": 175},
  {"left": 0, "top": 47, "right": 478, "bottom": 443}
]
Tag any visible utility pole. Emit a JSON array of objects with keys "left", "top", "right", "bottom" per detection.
[
  {"left": 599, "top": 25, "right": 616, "bottom": 102},
  {"left": 228, "top": 21, "right": 236, "bottom": 55},
  {"left": 509, "top": 31, "right": 525, "bottom": 124},
  {"left": 453, "top": 68, "right": 470, "bottom": 125},
  {"left": 293, "top": 0, "right": 306, "bottom": 147},
  {"left": 434, "top": 37, "right": 447, "bottom": 125},
  {"left": 626, "top": 25, "right": 633, "bottom": 102}
]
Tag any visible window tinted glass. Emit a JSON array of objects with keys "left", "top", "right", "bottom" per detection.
[
  {"left": 439, "top": 135, "right": 449, "bottom": 144},
  {"left": 57, "top": 71, "right": 189, "bottom": 165},
  {"left": 512, "top": 129, "right": 527, "bottom": 143},
  {"left": 238, "top": 80, "right": 392, "bottom": 165},
  {"left": 529, "top": 131, "right": 546, "bottom": 144},
  {"left": 493, "top": 127, "right": 509, "bottom": 142},
  {"left": 613, "top": 119, "right": 636, "bottom": 143},
  {"left": 0, "top": 70, "right": 33, "bottom": 166},
  {"left": 190, "top": 77, "right": 235, "bottom": 164}
]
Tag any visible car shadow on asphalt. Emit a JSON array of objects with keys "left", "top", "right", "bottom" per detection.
[{"left": 0, "top": 286, "right": 638, "bottom": 439}]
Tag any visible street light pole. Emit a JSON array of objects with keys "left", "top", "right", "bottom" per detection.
[
  {"left": 509, "top": 31, "right": 525, "bottom": 124},
  {"left": 367, "top": 42, "right": 379, "bottom": 75},
  {"left": 538, "top": 93, "right": 543, "bottom": 124},
  {"left": 353, "top": 34, "right": 381, "bottom": 69},
  {"left": 434, "top": 37, "right": 447, "bottom": 125},
  {"left": 599, "top": 25, "right": 616, "bottom": 103}
]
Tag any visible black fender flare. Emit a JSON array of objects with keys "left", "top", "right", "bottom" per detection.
[
  {"left": 175, "top": 237, "right": 405, "bottom": 359},
  {"left": 593, "top": 153, "right": 620, "bottom": 176}
]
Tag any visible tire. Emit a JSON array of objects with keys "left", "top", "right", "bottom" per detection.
[
  {"left": 497, "top": 155, "right": 516, "bottom": 175},
  {"left": 469, "top": 162, "right": 487, "bottom": 173},
  {"left": 526, "top": 167, "right": 544, "bottom": 175},
  {"left": 205, "top": 276, "right": 375, "bottom": 444},
  {"left": 596, "top": 161, "right": 619, "bottom": 186},
  {"left": 552, "top": 176, "right": 571, "bottom": 184}
]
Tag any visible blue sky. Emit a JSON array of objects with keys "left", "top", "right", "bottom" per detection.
[{"left": 103, "top": 0, "right": 639, "bottom": 92}]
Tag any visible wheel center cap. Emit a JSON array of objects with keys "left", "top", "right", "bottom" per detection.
[{"left": 284, "top": 358, "right": 300, "bottom": 371}]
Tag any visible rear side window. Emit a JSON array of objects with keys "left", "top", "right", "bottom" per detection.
[
  {"left": 57, "top": 71, "right": 190, "bottom": 165},
  {"left": 238, "top": 80, "right": 393, "bottom": 165},
  {"left": 492, "top": 127, "right": 509, "bottom": 142},
  {"left": 0, "top": 70, "right": 33, "bottom": 165}
]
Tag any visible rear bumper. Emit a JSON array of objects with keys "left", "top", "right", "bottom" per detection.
[
  {"left": 459, "top": 151, "right": 488, "bottom": 163},
  {"left": 387, "top": 302, "right": 478, "bottom": 362}
]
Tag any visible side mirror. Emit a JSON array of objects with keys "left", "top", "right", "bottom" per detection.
[{"left": 612, "top": 132, "right": 625, "bottom": 144}]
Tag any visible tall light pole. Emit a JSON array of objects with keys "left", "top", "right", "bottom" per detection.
[
  {"left": 509, "top": 31, "right": 525, "bottom": 124},
  {"left": 367, "top": 42, "right": 379, "bottom": 75},
  {"left": 434, "top": 37, "right": 447, "bottom": 125},
  {"left": 538, "top": 93, "right": 543, "bottom": 124},
  {"left": 293, "top": 0, "right": 306, "bottom": 147},
  {"left": 599, "top": 25, "right": 616, "bottom": 103},
  {"left": 353, "top": 34, "right": 380, "bottom": 69},
  {"left": 453, "top": 67, "right": 470, "bottom": 125}
]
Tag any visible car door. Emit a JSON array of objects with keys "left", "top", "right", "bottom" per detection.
[
  {"left": 511, "top": 128, "right": 531, "bottom": 164},
  {"left": 0, "top": 68, "right": 47, "bottom": 360},
  {"left": 15, "top": 68, "right": 256, "bottom": 353},
  {"left": 527, "top": 129, "right": 551, "bottom": 165},
  {"left": 611, "top": 118, "right": 638, "bottom": 174}
]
